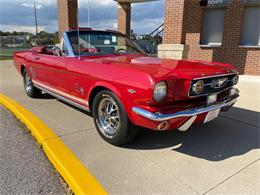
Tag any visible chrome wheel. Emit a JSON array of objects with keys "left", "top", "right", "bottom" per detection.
[
  {"left": 93, "top": 90, "right": 139, "bottom": 146},
  {"left": 25, "top": 73, "right": 33, "bottom": 93},
  {"left": 98, "top": 97, "right": 121, "bottom": 135}
]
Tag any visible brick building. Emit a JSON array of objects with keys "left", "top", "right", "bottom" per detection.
[{"left": 57, "top": 0, "right": 260, "bottom": 75}]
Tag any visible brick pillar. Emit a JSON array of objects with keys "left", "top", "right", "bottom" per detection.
[
  {"left": 158, "top": 0, "right": 189, "bottom": 59},
  {"left": 117, "top": 2, "right": 131, "bottom": 35},
  {"left": 57, "top": 0, "right": 78, "bottom": 41}
]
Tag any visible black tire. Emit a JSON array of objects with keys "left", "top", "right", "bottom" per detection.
[
  {"left": 92, "top": 90, "right": 139, "bottom": 146},
  {"left": 23, "top": 70, "right": 42, "bottom": 98}
]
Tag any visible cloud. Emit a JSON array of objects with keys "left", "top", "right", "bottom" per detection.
[
  {"left": 132, "top": 17, "right": 164, "bottom": 34},
  {"left": 0, "top": 24, "right": 45, "bottom": 33},
  {"left": 21, "top": 3, "right": 42, "bottom": 9},
  {"left": 132, "top": 1, "right": 164, "bottom": 22},
  {"left": 0, "top": 0, "right": 58, "bottom": 31},
  {"left": 0, "top": 0, "right": 164, "bottom": 34},
  {"left": 79, "top": 0, "right": 116, "bottom": 7}
]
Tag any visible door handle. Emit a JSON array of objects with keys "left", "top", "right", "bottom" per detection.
[{"left": 33, "top": 56, "right": 40, "bottom": 60}]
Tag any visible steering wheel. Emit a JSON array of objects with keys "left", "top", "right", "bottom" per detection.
[
  {"left": 115, "top": 48, "right": 127, "bottom": 53},
  {"left": 52, "top": 46, "right": 61, "bottom": 57}
]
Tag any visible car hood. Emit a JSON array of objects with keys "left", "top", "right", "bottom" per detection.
[{"left": 82, "top": 54, "right": 237, "bottom": 80}]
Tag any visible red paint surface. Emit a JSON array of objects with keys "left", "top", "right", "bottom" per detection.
[{"left": 13, "top": 48, "right": 237, "bottom": 130}]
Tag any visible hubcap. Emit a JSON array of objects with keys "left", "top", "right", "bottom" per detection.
[
  {"left": 98, "top": 97, "right": 121, "bottom": 135},
  {"left": 25, "top": 73, "right": 33, "bottom": 93}
]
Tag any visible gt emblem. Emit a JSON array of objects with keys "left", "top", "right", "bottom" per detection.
[{"left": 214, "top": 78, "right": 228, "bottom": 88}]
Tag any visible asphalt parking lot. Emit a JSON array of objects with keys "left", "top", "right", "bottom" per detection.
[
  {"left": 0, "top": 60, "right": 259, "bottom": 194},
  {"left": 0, "top": 106, "right": 67, "bottom": 194}
]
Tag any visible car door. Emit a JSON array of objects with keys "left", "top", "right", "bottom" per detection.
[
  {"left": 30, "top": 51, "right": 70, "bottom": 95},
  {"left": 66, "top": 57, "right": 94, "bottom": 108},
  {"left": 25, "top": 49, "right": 45, "bottom": 83}
]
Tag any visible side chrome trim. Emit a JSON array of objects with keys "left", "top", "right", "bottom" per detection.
[
  {"left": 33, "top": 81, "right": 88, "bottom": 106},
  {"left": 33, "top": 82, "right": 90, "bottom": 112},
  {"left": 132, "top": 95, "right": 238, "bottom": 122}
]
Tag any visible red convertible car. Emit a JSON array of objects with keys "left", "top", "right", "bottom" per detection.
[{"left": 13, "top": 28, "right": 239, "bottom": 145}]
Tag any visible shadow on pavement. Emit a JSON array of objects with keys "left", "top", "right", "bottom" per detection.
[
  {"left": 39, "top": 93, "right": 260, "bottom": 161},
  {"left": 57, "top": 99, "right": 92, "bottom": 116},
  {"left": 39, "top": 93, "right": 55, "bottom": 99},
  {"left": 125, "top": 107, "right": 260, "bottom": 161}
]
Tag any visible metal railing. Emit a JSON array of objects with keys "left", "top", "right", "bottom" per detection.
[
  {"left": 149, "top": 23, "right": 164, "bottom": 38},
  {"left": 0, "top": 36, "right": 30, "bottom": 60},
  {"left": 135, "top": 23, "right": 164, "bottom": 53}
]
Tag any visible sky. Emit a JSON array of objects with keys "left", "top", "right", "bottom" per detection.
[{"left": 0, "top": 0, "right": 164, "bottom": 35}]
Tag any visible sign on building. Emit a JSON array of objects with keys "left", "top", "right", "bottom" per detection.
[{"left": 200, "top": 0, "right": 229, "bottom": 7}]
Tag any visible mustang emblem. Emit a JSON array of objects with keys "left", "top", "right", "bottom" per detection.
[
  {"left": 214, "top": 78, "right": 228, "bottom": 88},
  {"left": 75, "top": 84, "right": 85, "bottom": 95}
]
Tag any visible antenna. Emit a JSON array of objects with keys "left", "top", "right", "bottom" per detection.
[
  {"left": 87, "top": 0, "right": 90, "bottom": 27},
  {"left": 87, "top": 0, "right": 91, "bottom": 48},
  {"left": 77, "top": 0, "right": 80, "bottom": 60}
]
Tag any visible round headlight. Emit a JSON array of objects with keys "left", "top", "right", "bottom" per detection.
[
  {"left": 153, "top": 81, "right": 167, "bottom": 102},
  {"left": 192, "top": 80, "right": 204, "bottom": 94},
  {"left": 232, "top": 75, "right": 239, "bottom": 85}
]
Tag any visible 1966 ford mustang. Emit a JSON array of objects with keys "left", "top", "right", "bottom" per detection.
[{"left": 13, "top": 28, "right": 239, "bottom": 146}]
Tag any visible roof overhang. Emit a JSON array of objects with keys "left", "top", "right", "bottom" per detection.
[{"left": 114, "top": 0, "right": 157, "bottom": 3}]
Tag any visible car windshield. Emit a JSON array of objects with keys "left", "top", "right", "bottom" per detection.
[{"left": 67, "top": 30, "right": 145, "bottom": 56}]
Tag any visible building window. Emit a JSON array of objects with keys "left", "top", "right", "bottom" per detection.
[
  {"left": 200, "top": 8, "right": 225, "bottom": 46},
  {"left": 240, "top": 7, "right": 260, "bottom": 46}
]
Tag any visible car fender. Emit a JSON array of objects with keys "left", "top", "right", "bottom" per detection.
[{"left": 87, "top": 81, "right": 135, "bottom": 120}]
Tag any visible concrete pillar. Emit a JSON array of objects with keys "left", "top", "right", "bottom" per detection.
[
  {"left": 57, "top": 0, "right": 78, "bottom": 41},
  {"left": 117, "top": 2, "right": 131, "bottom": 36},
  {"left": 158, "top": 0, "right": 189, "bottom": 59}
]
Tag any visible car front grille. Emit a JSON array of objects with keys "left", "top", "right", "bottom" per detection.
[{"left": 189, "top": 73, "right": 238, "bottom": 97}]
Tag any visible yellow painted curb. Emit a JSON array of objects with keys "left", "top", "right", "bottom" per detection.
[
  {"left": 0, "top": 93, "right": 107, "bottom": 195},
  {"left": 0, "top": 93, "right": 56, "bottom": 143}
]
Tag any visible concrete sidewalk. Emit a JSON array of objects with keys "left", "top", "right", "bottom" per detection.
[{"left": 1, "top": 60, "right": 259, "bottom": 194}]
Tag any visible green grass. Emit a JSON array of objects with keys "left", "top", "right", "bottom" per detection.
[
  {"left": 0, "top": 50, "right": 14, "bottom": 55},
  {"left": 0, "top": 50, "right": 13, "bottom": 61},
  {"left": 0, "top": 57, "right": 13, "bottom": 61}
]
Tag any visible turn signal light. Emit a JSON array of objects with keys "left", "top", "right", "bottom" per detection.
[{"left": 157, "top": 121, "right": 169, "bottom": 130}]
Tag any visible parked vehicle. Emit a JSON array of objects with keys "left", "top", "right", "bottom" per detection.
[{"left": 13, "top": 28, "right": 239, "bottom": 146}]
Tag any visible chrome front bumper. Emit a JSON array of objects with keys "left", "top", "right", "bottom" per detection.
[{"left": 132, "top": 96, "right": 238, "bottom": 122}]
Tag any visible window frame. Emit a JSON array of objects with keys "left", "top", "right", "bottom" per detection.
[
  {"left": 239, "top": 5, "right": 260, "bottom": 48},
  {"left": 200, "top": 7, "right": 226, "bottom": 48}
]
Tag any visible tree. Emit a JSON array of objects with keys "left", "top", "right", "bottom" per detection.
[
  {"left": 53, "top": 32, "right": 59, "bottom": 44},
  {"left": 38, "top": 31, "right": 49, "bottom": 38},
  {"left": 12, "top": 31, "right": 18, "bottom": 36},
  {"left": 36, "top": 37, "right": 54, "bottom": 46}
]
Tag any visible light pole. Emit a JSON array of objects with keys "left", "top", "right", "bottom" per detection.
[
  {"left": 34, "top": 1, "right": 38, "bottom": 45},
  {"left": 34, "top": 1, "right": 38, "bottom": 35}
]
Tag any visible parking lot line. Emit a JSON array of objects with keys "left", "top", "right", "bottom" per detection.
[
  {"left": 0, "top": 93, "right": 107, "bottom": 195},
  {"left": 203, "top": 158, "right": 260, "bottom": 194}
]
